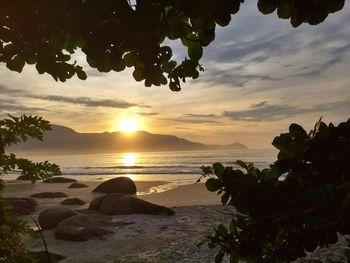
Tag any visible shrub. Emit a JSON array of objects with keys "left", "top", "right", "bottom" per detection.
[
  {"left": 201, "top": 119, "right": 350, "bottom": 262},
  {"left": 0, "top": 115, "right": 60, "bottom": 263}
]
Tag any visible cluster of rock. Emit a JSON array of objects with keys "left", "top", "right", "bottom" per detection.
[{"left": 31, "top": 177, "right": 174, "bottom": 242}]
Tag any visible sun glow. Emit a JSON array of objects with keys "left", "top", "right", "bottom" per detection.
[
  {"left": 123, "top": 153, "right": 136, "bottom": 166},
  {"left": 118, "top": 118, "right": 140, "bottom": 133}
]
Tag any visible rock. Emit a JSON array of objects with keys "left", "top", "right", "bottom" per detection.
[
  {"left": 43, "top": 177, "right": 77, "bottom": 183},
  {"left": 68, "top": 182, "right": 88, "bottom": 188},
  {"left": 76, "top": 208, "right": 101, "bottom": 214},
  {"left": 31, "top": 192, "right": 68, "bottom": 198},
  {"left": 55, "top": 214, "right": 112, "bottom": 241},
  {"left": 31, "top": 251, "right": 65, "bottom": 263},
  {"left": 16, "top": 175, "right": 31, "bottom": 180},
  {"left": 89, "top": 193, "right": 175, "bottom": 216},
  {"left": 61, "top": 198, "right": 86, "bottom": 206},
  {"left": 5, "top": 197, "right": 37, "bottom": 215},
  {"left": 38, "top": 207, "right": 77, "bottom": 229},
  {"left": 92, "top": 177, "right": 136, "bottom": 194}
]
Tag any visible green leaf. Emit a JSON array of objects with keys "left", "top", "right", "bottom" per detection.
[
  {"left": 76, "top": 68, "right": 87, "bottom": 80},
  {"left": 205, "top": 178, "right": 222, "bottom": 192},
  {"left": 213, "top": 162, "right": 225, "bottom": 179},
  {"left": 277, "top": 0, "right": 291, "bottom": 19},
  {"left": 133, "top": 70, "right": 144, "bottom": 81},
  {"left": 123, "top": 53, "right": 136, "bottom": 67},
  {"left": 7, "top": 54, "right": 25, "bottom": 73},
  {"left": 258, "top": 0, "right": 277, "bottom": 14},
  {"left": 188, "top": 43, "right": 203, "bottom": 60}
]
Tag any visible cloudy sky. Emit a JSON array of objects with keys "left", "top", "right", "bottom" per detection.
[{"left": 1, "top": 2, "right": 349, "bottom": 149}]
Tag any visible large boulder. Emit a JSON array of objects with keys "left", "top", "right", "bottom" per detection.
[
  {"left": 68, "top": 182, "right": 88, "bottom": 188},
  {"left": 61, "top": 198, "right": 86, "bottom": 206},
  {"left": 43, "top": 177, "right": 77, "bottom": 183},
  {"left": 89, "top": 193, "right": 175, "bottom": 216},
  {"left": 92, "top": 177, "right": 136, "bottom": 194},
  {"left": 31, "top": 192, "right": 68, "bottom": 198},
  {"left": 55, "top": 214, "right": 112, "bottom": 241},
  {"left": 5, "top": 197, "right": 37, "bottom": 215},
  {"left": 38, "top": 207, "right": 77, "bottom": 230}
]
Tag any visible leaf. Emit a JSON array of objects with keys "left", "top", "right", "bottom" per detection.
[
  {"left": 289, "top": 123, "right": 307, "bottom": 139},
  {"left": 217, "top": 224, "right": 228, "bottom": 237},
  {"left": 216, "top": 14, "right": 231, "bottom": 27},
  {"left": 188, "top": 43, "right": 203, "bottom": 60},
  {"left": 133, "top": 70, "right": 144, "bottom": 81},
  {"left": 258, "top": 0, "right": 277, "bottom": 15},
  {"left": 235, "top": 160, "right": 247, "bottom": 169},
  {"left": 201, "top": 165, "right": 213, "bottom": 175},
  {"left": 221, "top": 192, "right": 230, "bottom": 205},
  {"left": 76, "top": 68, "right": 87, "bottom": 80},
  {"left": 277, "top": 0, "right": 291, "bottom": 19},
  {"left": 205, "top": 178, "right": 222, "bottom": 192},
  {"left": 213, "top": 162, "right": 225, "bottom": 179},
  {"left": 7, "top": 55, "right": 25, "bottom": 73},
  {"left": 123, "top": 53, "right": 136, "bottom": 67}
]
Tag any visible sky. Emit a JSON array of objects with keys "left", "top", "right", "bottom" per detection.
[{"left": 1, "top": 2, "right": 349, "bottom": 149}]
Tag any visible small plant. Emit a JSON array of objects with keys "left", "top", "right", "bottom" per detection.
[
  {"left": 201, "top": 119, "right": 350, "bottom": 262},
  {"left": 0, "top": 115, "right": 60, "bottom": 263}
]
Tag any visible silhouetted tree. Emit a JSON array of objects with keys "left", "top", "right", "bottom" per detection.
[
  {"left": 201, "top": 119, "right": 350, "bottom": 262},
  {"left": 0, "top": 115, "right": 60, "bottom": 263},
  {"left": 0, "top": 0, "right": 345, "bottom": 90}
]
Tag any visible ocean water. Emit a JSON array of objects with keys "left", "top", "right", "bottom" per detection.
[{"left": 5, "top": 149, "right": 277, "bottom": 192}]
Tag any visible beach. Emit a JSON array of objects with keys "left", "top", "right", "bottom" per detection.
[
  {"left": 2, "top": 178, "right": 350, "bottom": 262},
  {"left": 2, "top": 179, "right": 231, "bottom": 262}
]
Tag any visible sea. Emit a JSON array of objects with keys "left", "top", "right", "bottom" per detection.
[{"left": 5, "top": 149, "right": 277, "bottom": 193}]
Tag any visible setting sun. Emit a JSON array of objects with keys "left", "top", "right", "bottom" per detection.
[{"left": 118, "top": 118, "right": 140, "bottom": 133}]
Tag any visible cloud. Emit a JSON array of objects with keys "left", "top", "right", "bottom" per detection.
[
  {"left": 223, "top": 100, "right": 350, "bottom": 122},
  {"left": 0, "top": 83, "right": 24, "bottom": 94},
  {"left": 291, "top": 42, "right": 350, "bottom": 77},
  {"left": 161, "top": 113, "right": 223, "bottom": 124},
  {"left": 184, "top": 114, "right": 219, "bottom": 118},
  {"left": 29, "top": 95, "right": 148, "bottom": 109},
  {"left": 138, "top": 112, "right": 159, "bottom": 116},
  {"left": 250, "top": 101, "right": 268, "bottom": 108},
  {"left": 160, "top": 117, "right": 221, "bottom": 124},
  {"left": 196, "top": 66, "right": 280, "bottom": 87},
  {"left": 0, "top": 99, "right": 46, "bottom": 114},
  {"left": 175, "top": 126, "right": 201, "bottom": 131},
  {"left": 194, "top": 4, "right": 350, "bottom": 89}
]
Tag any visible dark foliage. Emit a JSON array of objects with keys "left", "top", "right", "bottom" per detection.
[
  {"left": 0, "top": 115, "right": 61, "bottom": 263},
  {"left": 0, "top": 115, "right": 61, "bottom": 182},
  {"left": 0, "top": 0, "right": 345, "bottom": 90},
  {"left": 201, "top": 119, "right": 350, "bottom": 262}
]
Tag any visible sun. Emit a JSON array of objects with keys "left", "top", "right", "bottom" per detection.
[{"left": 118, "top": 118, "right": 140, "bottom": 133}]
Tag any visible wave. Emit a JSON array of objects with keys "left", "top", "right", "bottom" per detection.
[
  {"left": 62, "top": 171, "right": 201, "bottom": 176},
  {"left": 73, "top": 165, "right": 200, "bottom": 170}
]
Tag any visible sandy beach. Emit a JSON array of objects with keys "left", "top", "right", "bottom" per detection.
[
  {"left": 2, "top": 179, "right": 229, "bottom": 262},
  {"left": 2, "top": 179, "right": 349, "bottom": 263}
]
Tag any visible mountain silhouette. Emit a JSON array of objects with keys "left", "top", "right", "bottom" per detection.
[{"left": 10, "top": 124, "right": 248, "bottom": 154}]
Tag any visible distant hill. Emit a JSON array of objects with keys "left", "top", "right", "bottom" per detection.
[{"left": 10, "top": 124, "right": 248, "bottom": 154}]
